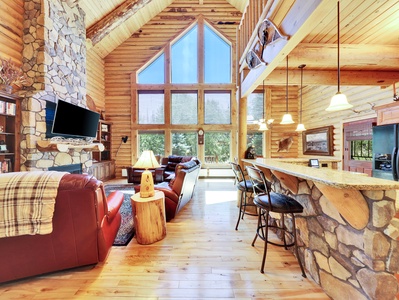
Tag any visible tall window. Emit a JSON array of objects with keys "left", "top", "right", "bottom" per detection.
[
  {"left": 138, "top": 53, "right": 165, "bottom": 84},
  {"left": 205, "top": 132, "right": 231, "bottom": 163},
  {"left": 135, "top": 20, "right": 233, "bottom": 164},
  {"left": 247, "top": 92, "right": 263, "bottom": 124},
  {"left": 138, "top": 91, "right": 164, "bottom": 124},
  {"left": 204, "top": 92, "right": 231, "bottom": 124},
  {"left": 247, "top": 132, "right": 263, "bottom": 157},
  {"left": 138, "top": 131, "right": 165, "bottom": 156},
  {"left": 171, "top": 25, "right": 198, "bottom": 83},
  {"left": 204, "top": 24, "right": 231, "bottom": 83},
  {"left": 172, "top": 132, "right": 197, "bottom": 156},
  {"left": 171, "top": 92, "right": 198, "bottom": 124}
]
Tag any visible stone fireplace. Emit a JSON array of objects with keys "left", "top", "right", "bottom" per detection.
[{"left": 19, "top": 0, "right": 93, "bottom": 173}]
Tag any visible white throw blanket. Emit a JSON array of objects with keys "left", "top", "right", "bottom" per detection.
[{"left": 0, "top": 171, "right": 68, "bottom": 238}]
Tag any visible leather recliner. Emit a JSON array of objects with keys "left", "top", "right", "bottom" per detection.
[{"left": 0, "top": 173, "right": 123, "bottom": 283}]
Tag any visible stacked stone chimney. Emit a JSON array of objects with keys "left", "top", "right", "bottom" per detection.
[{"left": 20, "top": 0, "right": 92, "bottom": 172}]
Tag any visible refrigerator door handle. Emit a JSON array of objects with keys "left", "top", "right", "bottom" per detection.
[{"left": 392, "top": 147, "right": 398, "bottom": 180}]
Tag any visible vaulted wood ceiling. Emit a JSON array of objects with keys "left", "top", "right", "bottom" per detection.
[{"left": 78, "top": 0, "right": 399, "bottom": 90}]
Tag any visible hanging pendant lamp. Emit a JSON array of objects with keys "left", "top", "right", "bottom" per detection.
[
  {"left": 326, "top": 0, "right": 353, "bottom": 111},
  {"left": 280, "top": 56, "right": 294, "bottom": 124},
  {"left": 296, "top": 64, "right": 307, "bottom": 132},
  {"left": 258, "top": 80, "right": 268, "bottom": 131}
]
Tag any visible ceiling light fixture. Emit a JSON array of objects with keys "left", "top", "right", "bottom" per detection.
[
  {"left": 280, "top": 56, "right": 294, "bottom": 124},
  {"left": 296, "top": 64, "right": 307, "bottom": 132},
  {"left": 326, "top": 0, "right": 353, "bottom": 111}
]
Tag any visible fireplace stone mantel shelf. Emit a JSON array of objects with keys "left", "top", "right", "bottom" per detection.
[{"left": 36, "top": 140, "right": 105, "bottom": 153}]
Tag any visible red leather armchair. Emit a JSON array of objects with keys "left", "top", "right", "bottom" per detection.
[{"left": 0, "top": 173, "right": 123, "bottom": 283}]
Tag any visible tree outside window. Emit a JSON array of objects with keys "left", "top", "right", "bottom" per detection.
[
  {"left": 171, "top": 92, "right": 198, "bottom": 124},
  {"left": 247, "top": 132, "right": 263, "bottom": 157},
  {"left": 204, "top": 132, "right": 230, "bottom": 163},
  {"left": 204, "top": 92, "right": 231, "bottom": 124},
  {"left": 138, "top": 91, "right": 164, "bottom": 124},
  {"left": 138, "top": 131, "right": 165, "bottom": 157},
  {"left": 172, "top": 132, "right": 197, "bottom": 156}
]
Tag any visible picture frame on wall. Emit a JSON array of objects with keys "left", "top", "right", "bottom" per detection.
[{"left": 302, "top": 126, "right": 334, "bottom": 156}]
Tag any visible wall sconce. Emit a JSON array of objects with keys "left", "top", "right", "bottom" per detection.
[{"left": 115, "top": 135, "right": 128, "bottom": 157}]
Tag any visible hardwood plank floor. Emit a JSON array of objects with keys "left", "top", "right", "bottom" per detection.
[{"left": 0, "top": 178, "right": 329, "bottom": 299}]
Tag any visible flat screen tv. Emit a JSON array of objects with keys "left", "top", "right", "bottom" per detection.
[{"left": 51, "top": 100, "right": 100, "bottom": 139}]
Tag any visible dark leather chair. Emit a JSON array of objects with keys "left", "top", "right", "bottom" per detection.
[
  {"left": 229, "top": 162, "right": 257, "bottom": 230},
  {"left": 246, "top": 166, "right": 306, "bottom": 277}
]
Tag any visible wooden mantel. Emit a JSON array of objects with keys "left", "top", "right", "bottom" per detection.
[{"left": 37, "top": 140, "right": 105, "bottom": 153}]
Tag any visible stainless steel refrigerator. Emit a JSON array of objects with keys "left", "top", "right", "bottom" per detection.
[{"left": 372, "top": 124, "right": 399, "bottom": 180}]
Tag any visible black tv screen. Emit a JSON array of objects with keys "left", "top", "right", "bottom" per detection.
[{"left": 51, "top": 100, "right": 100, "bottom": 139}]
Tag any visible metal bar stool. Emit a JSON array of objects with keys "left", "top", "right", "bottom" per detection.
[
  {"left": 229, "top": 162, "right": 257, "bottom": 230},
  {"left": 246, "top": 166, "right": 306, "bottom": 277}
]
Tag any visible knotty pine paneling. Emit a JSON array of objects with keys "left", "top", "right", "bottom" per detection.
[
  {"left": 0, "top": 0, "right": 24, "bottom": 65},
  {"left": 86, "top": 49, "right": 105, "bottom": 110},
  {"left": 268, "top": 85, "right": 299, "bottom": 158},
  {"left": 300, "top": 84, "right": 394, "bottom": 168},
  {"left": 104, "top": 0, "right": 242, "bottom": 177}
]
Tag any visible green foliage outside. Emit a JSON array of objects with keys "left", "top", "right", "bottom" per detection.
[
  {"left": 204, "top": 132, "right": 230, "bottom": 163},
  {"left": 172, "top": 132, "right": 197, "bottom": 156},
  {"left": 139, "top": 132, "right": 165, "bottom": 156},
  {"left": 247, "top": 132, "right": 263, "bottom": 156}
]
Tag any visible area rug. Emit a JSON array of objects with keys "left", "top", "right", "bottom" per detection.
[{"left": 104, "top": 184, "right": 135, "bottom": 246}]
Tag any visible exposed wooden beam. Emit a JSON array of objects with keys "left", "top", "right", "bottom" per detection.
[
  {"left": 87, "top": 0, "right": 155, "bottom": 45},
  {"left": 263, "top": 69, "right": 398, "bottom": 86},
  {"left": 289, "top": 44, "right": 399, "bottom": 71},
  {"left": 241, "top": 0, "right": 336, "bottom": 97}
]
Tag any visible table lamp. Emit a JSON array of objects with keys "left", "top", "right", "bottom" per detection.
[{"left": 133, "top": 150, "right": 161, "bottom": 198}]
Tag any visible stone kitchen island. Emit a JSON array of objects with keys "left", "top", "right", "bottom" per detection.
[{"left": 243, "top": 158, "right": 399, "bottom": 300}]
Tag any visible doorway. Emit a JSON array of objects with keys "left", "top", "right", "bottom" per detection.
[{"left": 343, "top": 118, "right": 376, "bottom": 176}]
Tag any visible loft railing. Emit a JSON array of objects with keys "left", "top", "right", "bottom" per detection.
[{"left": 237, "top": 0, "right": 269, "bottom": 69}]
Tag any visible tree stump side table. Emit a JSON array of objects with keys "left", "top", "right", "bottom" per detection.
[{"left": 131, "top": 191, "right": 167, "bottom": 245}]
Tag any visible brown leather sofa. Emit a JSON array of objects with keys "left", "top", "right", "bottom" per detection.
[
  {"left": 0, "top": 173, "right": 123, "bottom": 283},
  {"left": 134, "top": 159, "right": 201, "bottom": 221},
  {"left": 157, "top": 155, "right": 196, "bottom": 182}
]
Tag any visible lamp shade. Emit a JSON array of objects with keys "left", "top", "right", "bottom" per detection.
[
  {"left": 295, "top": 123, "right": 306, "bottom": 132},
  {"left": 280, "top": 113, "right": 294, "bottom": 124},
  {"left": 325, "top": 92, "right": 353, "bottom": 111},
  {"left": 134, "top": 150, "right": 161, "bottom": 169},
  {"left": 134, "top": 150, "right": 161, "bottom": 198}
]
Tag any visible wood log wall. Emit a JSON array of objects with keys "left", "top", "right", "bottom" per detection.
[
  {"left": 301, "top": 84, "right": 394, "bottom": 167},
  {"left": 104, "top": 0, "right": 242, "bottom": 177},
  {"left": 86, "top": 50, "right": 105, "bottom": 110},
  {"left": 0, "top": 0, "right": 24, "bottom": 66}
]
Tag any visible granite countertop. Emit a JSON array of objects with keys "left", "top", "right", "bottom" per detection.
[{"left": 243, "top": 158, "right": 399, "bottom": 190}]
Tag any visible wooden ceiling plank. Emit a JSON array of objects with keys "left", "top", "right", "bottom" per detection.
[
  {"left": 87, "top": 0, "right": 156, "bottom": 45},
  {"left": 241, "top": 0, "right": 335, "bottom": 97}
]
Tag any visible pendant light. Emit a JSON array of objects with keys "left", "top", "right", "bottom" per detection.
[
  {"left": 296, "top": 64, "right": 306, "bottom": 132},
  {"left": 326, "top": 0, "right": 353, "bottom": 111},
  {"left": 258, "top": 80, "right": 268, "bottom": 131},
  {"left": 280, "top": 56, "right": 294, "bottom": 124}
]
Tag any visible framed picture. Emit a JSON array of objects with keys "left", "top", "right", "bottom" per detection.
[{"left": 302, "top": 126, "right": 334, "bottom": 156}]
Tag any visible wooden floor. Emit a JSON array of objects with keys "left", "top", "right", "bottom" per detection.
[{"left": 0, "top": 178, "right": 329, "bottom": 299}]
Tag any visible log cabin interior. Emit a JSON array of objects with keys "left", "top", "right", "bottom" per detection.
[{"left": 0, "top": 0, "right": 399, "bottom": 299}]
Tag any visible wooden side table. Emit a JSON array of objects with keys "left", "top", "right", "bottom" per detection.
[{"left": 131, "top": 191, "right": 167, "bottom": 245}]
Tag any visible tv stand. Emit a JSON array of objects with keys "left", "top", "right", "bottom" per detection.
[{"left": 37, "top": 140, "right": 105, "bottom": 153}]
